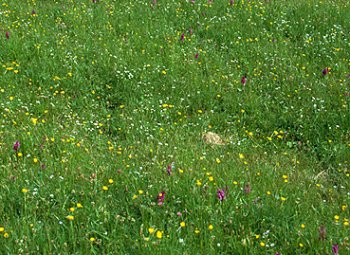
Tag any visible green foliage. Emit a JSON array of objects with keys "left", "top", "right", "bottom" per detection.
[{"left": 0, "top": 0, "right": 349, "bottom": 254}]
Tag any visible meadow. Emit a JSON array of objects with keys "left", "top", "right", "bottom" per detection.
[{"left": 0, "top": 0, "right": 350, "bottom": 254}]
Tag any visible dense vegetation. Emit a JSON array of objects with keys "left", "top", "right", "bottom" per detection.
[{"left": 0, "top": 0, "right": 349, "bottom": 254}]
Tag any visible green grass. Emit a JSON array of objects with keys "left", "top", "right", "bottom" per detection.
[{"left": 0, "top": 0, "right": 350, "bottom": 254}]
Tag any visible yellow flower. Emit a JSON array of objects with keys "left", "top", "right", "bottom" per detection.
[
  {"left": 77, "top": 203, "right": 83, "bottom": 208},
  {"left": 299, "top": 243, "right": 304, "bottom": 248},
  {"left": 22, "top": 188, "right": 28, "bottom": 193},
  {"left": 334, "top": 215, "right": 340, "bottom": 221},
  {"left": 344, "top": 221, "right": 349, "bottom": 227},
  {"left": 281, "top": 196, "right": 287, "bottom": 201},
  {"left": 0, "top": 227, "right": 4, "bottom": 232},
  {"left": 239, "top": 153, "right": 244, "bottom": 159},
  {"left": 132, "top": 194, "right": 138, "bottom": 200},
  {"left": 138, "top": 190, "right": 144, "bottom": 195},
  {"left": 196, "top": 180, "right": 202, "bottom": 186},
  {"left": 195, "top": 229, "right": 200, "bottom": 234},
  {"left": 208, "top": 176, "right": 214, "bottom": 182},
  {"left": 69, "top": 207, "right": 75, "bottom": 212},
  {"left": 215, "top": 158, "right": 221, "bottom": 164},
  {"left": 301, "top": 224, "right": 305, "bottom": 229},
  {"left": 266, "top": 191, "right": 271, "bottom": 195},
  {"left": 33, "top": 158, "right": 38, "bottom": 163},
  {"left": 180, "top": 221, "right": 186, "bottom": 228},
  {"left": 102, "top": 186, "right": 108, "bottom": 191},
  {"left": 3, "top": 232, "right": 9, "bottom": 238},
  {"left": 148, "top": 227, "right": 155, "bottom": 234},
  {"left": 208, "top": 224, "right": 214, "bottom": 231},
  {"left": 156, "top": 230, "right": 163, "bottom": 239},
  {"left": 260, "top": 242, "right": 265, "bottom": 247},
  {"left": 108, "top": 179, "right": 114, "bottom": 184},
  {"left": 342, "top": 205, "right": 347, "bottom": 211},
  {"left": 17, "top": 152, "right": 23, "bottom": 157},
  {"left": 89, "top": 237, "right": 95, "bottom": 242},
  {"left": 31, "top": 118, "right": 38, "bottom": 125},
  {"left": 66, "top": 215, "right": 74, "bottom": 221}
]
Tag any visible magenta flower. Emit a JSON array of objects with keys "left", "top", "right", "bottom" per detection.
[
  {"left": 274, "top": 252, "right": 281, "bottom": 255},
  {"left": 230, "top": 0, "right": 234, "bottom": 5},
  {"left": 13, "top": 141, "right": 20, "bottom": 151},
  {"left": 195, "top": 53, "right": 199, "bottom": 59},
  {"left": 157, "top": 191, "right": 165, "bottom": 205},
  {"left": 322, "top": 67, "right": 330, "bottom": 76},
  {"left": 332, "top": 244, "right": 339, "bottom": 255},
  {"left": 5, "top": 31, "right": 10, "bottom": 39},
  {"left": 180, "top": 33, "right": 185, "bottom": 42},
  {"left": 217, "top": 189, "right": 225, "bottom": 201},
  {"left": 167, "top": 164, "right": 172, "bottom": 175},
  {"left": 241, "top": 76, "right": 247, "bottom": 86}
]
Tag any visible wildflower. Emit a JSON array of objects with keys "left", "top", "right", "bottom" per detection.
[
  {"left": 77, "top": 203, "right": 83, "bottom": 208},
  {"left": 301, "top": 224, "right": 305, "bottom": 229},
  {"left": 319, "top": 225, "right": 326, "bottom": 240},
  {"left": 0, "top": 227, "right": 4, "bottom": 232},
  {"left": 31, "top": 9, "right": 37, "bottom": 16},
  {"left": 33, "top": 158, "right": 38, "bottom": 163},
  {"left": 230, "top": 0, "right": 234, "bottom": 5},
  {"left": 69, "top": 207, "right": 75, "bottom": 212},
  {"left": 108, "top": 179, "right": 114, "bottom": 184},
  {"left": 138, "top": 190, "right": 144, "bottom": 195},
  {"left": 243, "top": 183, "right": 251, "bottom": 194},
  {"left": 322, "top": 67, "right": 330, "bottom": 76},
  {"left": 5, "top": 31, "right": 9, "bottom": 39},
  {"left": 156, "top": 230, "right": 163, "bottom": 239},
  {"left": 22, "top": 188, "right": 28, "bottom": 193},
  {"left": 177, "top": 212, "right": 182, "bottom": 217},
  {"left": 217, "top": 189, "right": 225, "bottom": 201},
  {"left": 102, "top": 186, "right": 108, "bottom": 191},
  {"left": 167, "top": 164, "right": 172, "bottom": 175},
  {"left": 66, "top": 215, "right": 74, "bottom": 221},
  {"left": 299, "top": 243, "right": 304, "bottom": 248},
  {"left": 3, "top": 233, "right": 9, "bottom": 238},
  {"left": 148, "top": 227, "right": 155, "bottom": 234},
  {"left": 275, "top": 252, "right": 281, "bottom": 255},
  {"left": 241, "top": 76, "right": 247, "bottom": 86},
  {"left": 195, "top": 228, "right": 200, "bottom": 234},
  {"left": 180, "top": 221, "right": 186, "bottom": 228},
  {"left": 13, "top": 141, "right": 20, "bottom": 151},
  {"left": 157, "top": 191, "right": 165, "bottom": 205},
  {"left": 208, "top": 224, "right": 214, "bottom": 231},
  {"left": 89, "top": 237, "right": 95, "bottom": 242},
  {"left": 332, "top": 244, "right": 339, "bottom": 255},
  {"left": 17, "top": 152, "right": 23, "bottom": 157},
  {"left": 180, "top": 33, "right": 185, "bottom": 42},
  {"left": 260, "top": 242, "right": 265, "bottom": 247},
  {"left": 195, "top": 53, "right": 199, "bottom": 59}
]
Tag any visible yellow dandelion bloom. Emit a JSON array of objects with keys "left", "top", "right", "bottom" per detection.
[
  {"left": 108, "top": 179, "right": 114, "bottom": 184},
  {"left": 156, "top": 230, "right": 163, "bottom": 239},
  {"left": 148, "top": 227, "right": 155, "bottom": 234},
  {"left": 208, "top": 224, "right": 214, "bottom": 231},
  {"left": 281, "top": 196, "right": 287, "bottom": 201},
  {"left": 3, "top": 232, "right": 9, "bottom": 238},
  {"left": 31, "top": 118, "right": 38, "bottom": 125},
  {"left": 195, "top": 229, "right": 200, "bottom": 234},
  {"left": 66, "top": 215, "right": 74, "bottom": 221},
  {"left": 69, "top": 207, "right": 75, "bottom": 212},
  {"left": 22, "top": 188, "right": 28, "bottom": 193},
  {"left": 89, "top": 237, "right": 95, "bottom": 242},
  {"left": 138, "top": 190, "right": 144, "bottom": 195},
  {"left": 239, "top": 153, "right": 244, "bottom": 159},
  {"left": 0, "top": 227, "right": 4, "bottom": 232},
  {"left": 33, "top": 158, "right": 38, "bottom": 163},
  {"left": 260, "top": 242, "right": 265, "bottom": 247},
  {"left": 180, "top": 222, "right": 186, "bottom": 228},
  {"left": 77, "top": 203, "right": 83, "bottom": 208},
  {"left": 102, "top": 186, "right": 108, "bottom": 191},
  {"left": 17, "top": 152, "right": 23, "bottom": 157}
]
